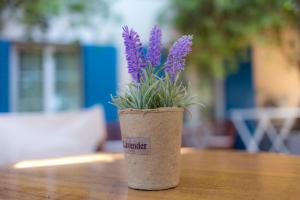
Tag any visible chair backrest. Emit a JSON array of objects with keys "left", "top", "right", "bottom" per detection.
[
  {"left": 0, "top": 106, "right": 106, "bottom": 164},
  {"left": 230, "top": 108, "right": 300, "bottom": 153}
]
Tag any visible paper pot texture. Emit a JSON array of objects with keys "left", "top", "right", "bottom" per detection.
[{"left": 119, "top": 107, "right": 184, "bottom": 190}]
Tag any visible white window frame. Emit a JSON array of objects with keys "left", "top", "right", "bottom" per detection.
[{"left": 10, "top": 43, "right": 81, "bottom": 113}]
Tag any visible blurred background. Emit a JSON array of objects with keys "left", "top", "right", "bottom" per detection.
[{"left": 0, "top": 0, "right": 300, "bottom": 164}]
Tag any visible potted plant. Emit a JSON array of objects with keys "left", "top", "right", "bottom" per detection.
[{"left": 111, "top": 25, "right": 196, "bottom": 190}]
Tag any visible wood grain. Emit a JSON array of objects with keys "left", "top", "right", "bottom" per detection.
[{"left": 0, "top": 149, "right": 300, "bottom": 200}]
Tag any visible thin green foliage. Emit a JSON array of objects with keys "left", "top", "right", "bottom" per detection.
[{"left": 110, "top": 66, "right": 199, "bottom": 110}]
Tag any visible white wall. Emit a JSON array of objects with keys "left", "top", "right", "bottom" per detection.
[{"left": 1, "top": 0, "right": 172, "bottom": 92}]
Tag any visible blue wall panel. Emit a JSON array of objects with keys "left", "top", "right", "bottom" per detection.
[
  {"left": 82, "top": 45, "right": 117, "bottom": 122},
  {"left": 225, "top": 52, "right": 256, "bottom": 149},
  {"left": 0, "top": 40, "right": 10, "bottom": 112}
]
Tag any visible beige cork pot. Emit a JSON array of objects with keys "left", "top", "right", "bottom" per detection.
[{"left": 119, "top": 107, "right": 184, "bottom": 190}]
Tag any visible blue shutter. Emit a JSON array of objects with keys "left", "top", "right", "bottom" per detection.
[
  {"left": 225, "top": 51, "right": 256, "bottom": 149},
  {"left": 0, "top": 40, "right": 10, "bottom": 112},
  {"left": 82, "top": 45, "right": 117, "bottom": 122}
]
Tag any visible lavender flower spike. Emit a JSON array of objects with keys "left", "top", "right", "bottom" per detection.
[
  {"left": 122, "top": 26, "right": 146, "bottom": 82},
  {"left": 164, "top": 35, "right": 193, "bottom": 81},
  {"left": 147, "top": 25, "right": 162, "bottom": 67}
]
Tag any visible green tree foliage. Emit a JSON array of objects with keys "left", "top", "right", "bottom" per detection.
[
  {"left": 0, "top": 0, "right": 112, "bottom": 39},
  {"left": 164, "top": 0, "right": 299, "bottom": 77}
]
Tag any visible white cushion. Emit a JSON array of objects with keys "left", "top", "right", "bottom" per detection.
[{"left": 0, "top": 106, "right": 106, "bottom": 164}]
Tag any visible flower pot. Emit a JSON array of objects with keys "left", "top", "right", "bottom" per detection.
[{"left": 119, "top": 107, "right": 184, "bottom": 190}]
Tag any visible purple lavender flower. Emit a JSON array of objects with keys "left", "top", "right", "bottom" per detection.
[
  {"left": 164, "top": 35, "right": 193, "bottom": 81},
  {"left": 122, "top": 26, "right": 146, "bottom": 82},
  {"left": 147, "top": 25, "right": 162, "bottom": 67}
]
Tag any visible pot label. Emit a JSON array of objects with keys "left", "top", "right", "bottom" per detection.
[{"left": 122, "top": 137, "right": 150, "bottom": 155}]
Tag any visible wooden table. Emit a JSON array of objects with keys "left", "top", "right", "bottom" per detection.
[{"left": 0, "top": 149, "right": 300, "bottom": 200}]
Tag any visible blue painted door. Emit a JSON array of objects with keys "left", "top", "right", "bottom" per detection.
[{"left": 225, "top": 52, "right": 256, "bottom": 149}]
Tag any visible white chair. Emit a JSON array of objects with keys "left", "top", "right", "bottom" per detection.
[
  {"left": 0, "top": 106, "right": 107, "bottom": 164},
  {"left": 230, "top": 108, "right": 300, "bottom": 153}
]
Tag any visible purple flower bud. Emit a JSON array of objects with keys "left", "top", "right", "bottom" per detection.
[
  {"left": 122, "top": 26, "right": 146, "bottom": 82},
  {"left": 164, "top": 35, "right": 193, "bottom": 81},
  {"left": 147, "top": 25, "right": 162, "bottom": 67}
]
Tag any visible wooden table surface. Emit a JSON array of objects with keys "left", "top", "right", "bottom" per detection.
[{"left": 0, "top": 149, "right": 300, "bottom": 200}]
